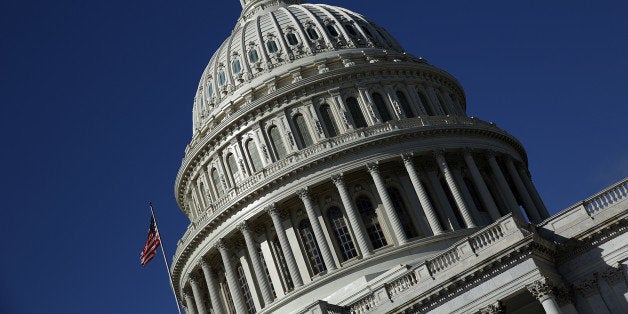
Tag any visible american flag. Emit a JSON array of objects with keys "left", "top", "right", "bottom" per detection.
[{"left": 140, "top": 216, "right": 161, "bottom": 266}]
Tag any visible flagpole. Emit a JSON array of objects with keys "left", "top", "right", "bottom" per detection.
[{"left": 149, "top": 202, "right": 183, "bottom": 314}]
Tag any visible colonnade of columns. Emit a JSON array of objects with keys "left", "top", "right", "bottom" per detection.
[{"left": 179, "top": 149, "right": 549, "bottom": 313}]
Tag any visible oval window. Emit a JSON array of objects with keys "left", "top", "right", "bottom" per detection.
[
  {"left": 267, "top": 40, "right": 279, "bottom": 53},
  {"left": 306, "top": 27, "right": 319, "bottom": 40},
  {"left": 326, "top": 24, "right": 339, "bottom": 37},
  {"left": 286, "top": 33, "right": 298, "bottom": 46},
  {"left": 232, "top": 59, "right": 241, "bottom": 74},
  {"left": 218, "top": 70, "right": 226, "bottom": 86},
  {"left": 248, "top": 49, "right": 259, "bottom": 63}
]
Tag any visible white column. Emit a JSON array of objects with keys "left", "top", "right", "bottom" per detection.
[
  {"left": 463, "top": 151, "right": 501, "bottom": 221},
  {"left": 366, "top": 162, "right": 408, "bottom": 245},
  {"left": 575, "top": 277, "right": 611, "bottom": 314},
  {"left": 266, "top": 204, "right": 303, "bottom": 287},
  {"left": 183, "top": 291, "right": 197, "bottom": 314},
  {"left": 239, "top": 221, "right": 273, "bottom": 306},
  {"left": 434, "top": 152, "right": 476, "bottom": 228},
  {"left": 331, "top": 174, "right": 372, "bottom": 257},
  {"left": 200, "top": 259, "right": 225, "bottom": 314},
  {"left": 487, "top": 153, "right": 523, "bottom": 219},
  {"left": 517, "top": 165, "right": 551, "bottom": 219},
  {"left": 296, "top": 188, "right": 337, "bottom": 271},
  {"left": 401, "top": 154, "right": 444, "bottom": 235},
  {"left": 452, "top": 167, "right": 483, "bottom": 225},
  {"left": 217, "top": 239, "right": 248, "bottom": 314},
  {"left": 189, "top": 275, "right": 208, "bottom": 314},
  {"left": 505, "top": 158, "right": 543, "bottom": 223},
  {"left": 527, "top": 280, "right": 562, "bottom": 314}
]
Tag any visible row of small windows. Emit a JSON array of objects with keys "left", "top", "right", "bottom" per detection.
[{"left": 203, "top": 23, "right": 387, "bottom": 90}]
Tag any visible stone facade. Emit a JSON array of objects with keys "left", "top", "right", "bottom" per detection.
[{"left": 170, "top": 0, "right": 628, "bottom": 313}]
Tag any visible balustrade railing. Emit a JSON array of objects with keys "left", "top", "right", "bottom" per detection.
[
  {"left": 583, "top": 178, "right": 628, "bottom": 216},
  {"left": 469, "top": 224, "right": 504, "bottom": 252}
]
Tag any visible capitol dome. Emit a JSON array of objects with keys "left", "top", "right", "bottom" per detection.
[{"left": 166, "top": 0, "right": 626, "bottom": 313}]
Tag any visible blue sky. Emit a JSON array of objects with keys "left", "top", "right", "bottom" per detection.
[{"left": 1, "top": 0, "right": 626, "bottom": 313}]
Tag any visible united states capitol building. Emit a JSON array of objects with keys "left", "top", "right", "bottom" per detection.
[{"left": 169, "top": 0, "right": 628, "bottom": 313}]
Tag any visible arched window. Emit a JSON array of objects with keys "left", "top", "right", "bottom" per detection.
[
  {"left": 355, "top": 195, "right": 387, "bottom": 249},
  {"left": 218, "top": 70, "right": 226, "bottom": 86},
  {"left": 436, "top": 92, "right": 449, "bottom": 115},
  {"left": 417, "top": 90, "right": 434, "bottom": 116},
  {"left": 319, "top": 103, "right": 338, "bottom": 137},
  {"left": 387, "top": 187, "right": 417, "bottom": 238},
  {"left": 207, "top": 82, "right": 213, "bottom": 98},
  {"left": 306, "top": 27, "right": 319, "bottom": 40},
  {"left": 245, "top": 139, "right": 262, "bottom": 172},
  {"left": 346, "top": 97, "right": 367, "bottom": 128},
  {"left": 298, "top": 219, "right": 326, "bottom": 274},
  {"left": 293, "top": 114, "right": 313, "bottom": 148},
  {"left": 248, "top": 49, "right": 259, "bottom": 63},
  {"left": 198, "top": 181, "right": 208, "bottom": 206},
  {"left": 236, "top": 262, "right": 256, "bottom": 314},
  {"left": 270, "top": 237, "right": 294, "bottom": 291},
  {"left": 371, "top": 92, "right": 392, "bottom": 122},
  {"left": 211, "top": 167, "right": 223, "bottom": 197},
  {"left": 327, "top": 206, "right": 357, "bottom": 261},
  {"left": 226, "top": 153, "right": 239, "bottom": 181},
  {"left": 326, "top": 24, "right": 339, "bottom": 37},
  {"left": 286, "top": 33, "right": 299, "bottom": 46},
  {"left": 267, "top": 40, "right": 279, "bottom": 53},
  {"left": 232, "top": 58, "right": 241, "bottom": 74},
  {"left": 268, "top": 125, "right": 287, "bottom": 160},
  {"left": 345, "top": 24, "right": 357, "bottom": 36},
  {"left": 396, "top": 91, "right": 414, "bottom": 118}
]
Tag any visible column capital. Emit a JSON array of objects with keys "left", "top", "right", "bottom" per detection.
[
  {"left": 554, "top": 286, "right": 574, "bottom": 307},
  {"left": 330, "top": 173, "right": 344, "bottom": 185},
  {"left": 265, "top": 203, "right": 279, "bottom": 217},
  {"left": 526, "top": 278, "right": 555, "bottom": 302},
  {"left": 189, "top": 274, "right": 200, "bottom": 285},
  {"left": 574, "top": 277, "right": 599, "bottom": 297},
  {"left": 216, "top": 238, "right": 228, "bottom": 251},
  {"left": 432, "top": 149, "right": 445, "bottom": 159},
  {"left": 183, "top": 290, "right": 193, "bottom": 299},
  {"left": 200, "top": 256, "right": 211, "bottom": 268},
  {"left": 400, "top": 152, "right": 414, "bottom": 164},
  {"left": 479, "top": 300, "right": 504, "bottom": 314},
  {"left": 365, "top": 162, "right": 379, "bottom": 174},
  {"left": 296, "top": 187, "right": 311, "bottom": 200},
  {"left": 600, "top": 265, "right": 624, "bottom": 286},
  {"left": 238, "top": 220, "right": 251, "bottom": 233}
]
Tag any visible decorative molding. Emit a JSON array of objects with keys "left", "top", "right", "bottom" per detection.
[
  {"left": 600, "top": 265, "right": 624, "bottom": 286},
  {"left": 526, "top": 278, "right": 555, "bottom": 302},
  {"left": 574, "top": 277, "right": 599, "bottom": 298}
]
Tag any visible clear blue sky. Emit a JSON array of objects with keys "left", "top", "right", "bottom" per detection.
[{"left": 1, "top": 0, "right": 626, "bottom": 313}]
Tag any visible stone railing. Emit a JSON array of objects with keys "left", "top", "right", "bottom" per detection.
[
  {"left": 172, "top": 116, "right": 515, "bottom": 266},
  {"left": 344, "top": 214, "right": 529, "bottom": 314},
  {"left": 583, "top": 178, "right": 628, "bottom": 216}
]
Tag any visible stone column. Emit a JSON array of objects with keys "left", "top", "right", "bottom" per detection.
[
  {"left": 296, "top": 188, "right": 337, "bottom": 271},
  {"left": 239, "top": 221, "right": 273, "bottom": 305},
  {"left": 505, "top": 158, "right": 542, "bottom": 223},
  {"left": 200, "top": 259, "right": 225, "bottom": 314},
  {"left": 217, "top": 239, "right": 248, "bottom": 314},
  {"left": 189, "top": 275, "right": 208, "bottom": 314},
  {"left": 183, "top": 291, "right": 197, "bottom": 314},
  {"left": 487, "top": 153, "right": 522, "bottom": 218},
  {"left": 554, "top": 287, "right": 578, "bottom": 314},
  {"left": 401, "top": 154, "right": 444, "bottom": 235},
  {"left": 575, "top": 277, "right": 610, "bottom": 314},
  {"left": 527, "top": 279, "right": 562, "bottom": 314},
  {"left": 434, "top": 152, "right": 476, "bottom": 228},
  {"left": 463, "top": 150, "right": 501, "bottom": 221},
  {"left": 331, "top": 174, "right": 372, "bottom": 257},
  {"left": 266, "top": 204, "right": 303, "bottom": 287},
  {"left": 601, "top": 265, "right": 628, "bottom": 304},
  {"left": 366, "top": 162, "right": 408, "bottom": 245},
  {"left": 452, "top": 166, "right": 483, "bottom": 225},
  {"left": 517, "top": 165, "right": 551, "bottom": 219}
]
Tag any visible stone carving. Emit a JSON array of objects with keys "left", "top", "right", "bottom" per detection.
[
  {"left": 574, "top": 277, "right": 599, "bottom": 298},
  {"left": 366, "top": 162, "right": 379, "bottom": 174},
  {"left": 330, "top": 173, "right": 344, "bottom": 185},
  {"left": 554, "top": 286, "right": 574, "bottom": 307},
  {"left": 296, "top": 187, "right": 311, "bottom": 200},
  {"left": 526, "top": 279, "right": 555, "bottom": 301},
  {"left": 601, "top": 265, "right": 624, "bottom": 286},
  {"left": 479, "top": 301, "right": 504, "bottom": 314}
]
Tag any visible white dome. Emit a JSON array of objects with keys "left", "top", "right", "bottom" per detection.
[{"left": 192, "top": 1, "right": 405, "bottom": 131}]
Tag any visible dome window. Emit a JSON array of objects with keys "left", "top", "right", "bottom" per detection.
[
  {"left": 267, "top": 40, "right": 279, "bottom": 53},
  {"left": 286, "top": 33, "right": 299, "bottom": 46},
  {"left": 248, "top": 49, "right": 259, "bottom": 63},
  {"left": 207, "top": 83, "right": 213, "bottom": 98},
  {"left": 345, "top": 24, "right": 357, "bottom": 36},
  {"left": 361, "top": 25, "right": 373, "bottom": 38},
  {"left": 306, "top": 27, "right": 319, "bottom": 40},
  {"left": 232, "top": 59, "right": 241, "bottom": 74},
  {"left": 326, "top": 24, "right": 339, "bottom": 37},
  {"left": 218, "top": 70, "right": 226, "bottom": 86}
]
